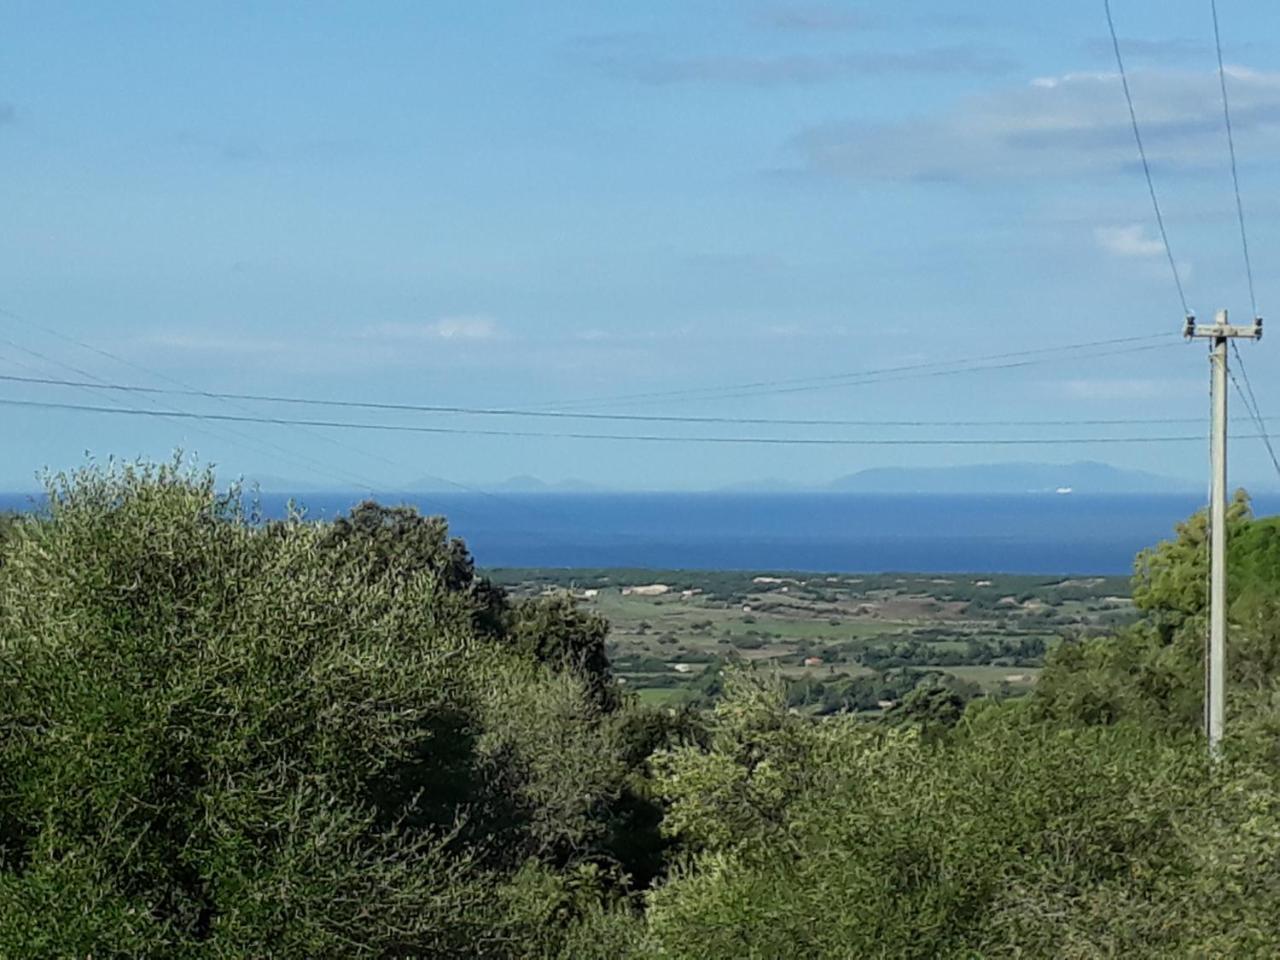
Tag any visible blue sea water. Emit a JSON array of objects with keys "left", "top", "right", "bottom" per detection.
[{"left": 4, "top": 490, "right": 1275, "bottom": 575}]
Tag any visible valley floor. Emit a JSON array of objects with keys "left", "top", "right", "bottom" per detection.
[{"left": 486, "top": 568, "right": 1137, "bottom": 709}]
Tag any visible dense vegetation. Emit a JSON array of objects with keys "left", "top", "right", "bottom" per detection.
[
  {"left": 0, "top": 463, "right": 654, "bottom": 957},
  {"left": 490, "top": 568, "right": 1134, "bottom": 707},
  {"left": 1, "top": 462, "right": 1278, "bottom": 956}
]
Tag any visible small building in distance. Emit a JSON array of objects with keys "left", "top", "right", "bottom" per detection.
[
  {"left": 622, "top": 584, "right": 670, "bottom": 597},
  {"left": 803, "top": 656, "right": 823, "bottom": 668}
]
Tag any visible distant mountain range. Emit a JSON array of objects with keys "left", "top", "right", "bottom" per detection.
[
  {"left": 818, "top": 461, "right": 1194, "bottom": 494},
  {"left": 239, "top": 474, "right": 604, "bottom": 494},
  {"left": 404, "top": 475, "right": 605, "bottom": 494},
  {"left": 239, "top": 462, "right": 1198, "bottom": 496},
  {"left": 236, "top": 474, "right": 333, "bottom": 493},
  {"left": 718, "top": 462, "right": 1195, "bottom": 494}
]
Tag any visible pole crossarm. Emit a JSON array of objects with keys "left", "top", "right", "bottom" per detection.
[{"left": 1184, "top": 310, "right": 1262, "bottom": 341}]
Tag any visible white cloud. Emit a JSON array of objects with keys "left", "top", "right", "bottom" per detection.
[
  {"left": 1094, "top": 224, "right": 1166, "bottom": 258},
  {"left": 130, "top": 316, "right": 504, "bottom": 376},
  {"left": 130, "top": 331, "right": 410, "bottom": 376},
  {"left": 428, "top": 316, "right": 498, "bottom": 340},
  {"left": 141, "top": 332, "right": 295, "bottom": 356},
  {"left": 762, "top": 5, "right": 875, "bottom": 33},
  {"left": 365, "top": 316, "right": 500, "bottom": 341},
  {"left": 1081, "top": 37, "right": 1211, "bottom": 64},
  {"left": 791, "top": 67, "right": 1280, "bottom": 181},
  {"left": 588, "top": 41, "right": 1016, "bottom": 86},
  {"left": 1059, "top": 377, "right": 1199, "bottom": 401}
]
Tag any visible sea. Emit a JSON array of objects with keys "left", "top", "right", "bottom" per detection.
[{"left": 4, "top": 491, "right": 1275, "bottom": 575}]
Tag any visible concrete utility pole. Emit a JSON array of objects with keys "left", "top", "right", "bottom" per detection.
[{"left": 1185, "top": 309, "right": 1262, "bottom": 756}]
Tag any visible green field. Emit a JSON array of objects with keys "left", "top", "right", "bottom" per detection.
[{"left": 487, "top": 568, "right": 1133, "bottom": 711}]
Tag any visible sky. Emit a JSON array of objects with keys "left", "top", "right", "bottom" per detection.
[{"left": 3, "top": 0, "right": 1280, "bottom": 491}]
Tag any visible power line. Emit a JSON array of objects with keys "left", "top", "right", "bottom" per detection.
[
  {"left": 0, "top": 394, "right": 1259, "bottom": 447},
  {"left": 0, "top": 335, "right": 657, "bottom": 543},
  {"left": 543, "top": 332, "right": 1175, "bottom": 409},
  {"left": 1207, "top": 4, "right": 1277, "bottom": 484},
  {"left": 648, "top": 341, "right": 1178, "bottom": 404},
  {"left": 0, "top": 333, "right": 383, "bottom": 491},
  {"left": 0, "top": 326, "right": 638, "bottom": 562},
  {"left": 0, "top": 367, "right": 1267, "bottom": 429},
  {"left": 0, "top": 323, "right": 1177, "bottom": 430},
  {"left": 0, "top": 330, "right": 390, "bottom": 495},
  {"left": 1229, "top": 343, "right": 1280, "bottom": 482},
  {"left": 1103, "top": 0, "right": 1191, "bottom": 317},
  {"left": 1188, "top": 0, "right": 1272, "bottom": 756},
  {"left": 1209, "top": 0, "right": 1258, "bottom": 319},
  {"left": 0, "top": 309, "right": 806, "bottom": 547},
  {"left": 0, "top": 307, "right": 430, "bottom": 495}
]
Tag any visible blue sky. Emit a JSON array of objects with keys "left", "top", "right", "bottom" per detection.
[{"left": 2, "top": 0, "right": 1279, "bottom": 490}]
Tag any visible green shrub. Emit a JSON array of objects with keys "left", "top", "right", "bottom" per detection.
[
  {"left": 0, "top": 460, "right": 640, "bottom": 956},
  {"left": 644, "top": 669, "right": 1280, "bottom": 958}
]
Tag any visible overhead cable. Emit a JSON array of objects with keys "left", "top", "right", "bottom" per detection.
[
  {"left": 1104, "top": 0, "right": 1192, "bottom": 316},
  {"left": 0, "top": 368, "right": 1265, "bottom": 429},
  {"left": 1209, "top": 0, "right": 1258, "bottom": 318},
  {"left": 1229, "top": 345, "right": 1280, "bottom": 483},
  {"left": 0, "top": 395, "right": 1262, "bottom": 447},
  {"left": 547, "top": 332, "right": 1174, "bottom": 409}
]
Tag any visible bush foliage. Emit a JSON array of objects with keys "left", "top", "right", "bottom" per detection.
[
  {"left": 0, "top": 461, "right": 1278, "bottom": 956},
  {"left": 0, "top": 461, "right": 657, "bottom": 957}
]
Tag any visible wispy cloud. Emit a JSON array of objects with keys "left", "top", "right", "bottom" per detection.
[
  {"left": 1080, "top": 36, "right": 1209, "bottom": 64},
  {"left": 789, "top": 66, "right": 1280, "bottom": 181},
  {"left": 141, "top": 332, "right": 295, "bottom": 356},
  {"left": 364, "top": 316, "right": 500, "bottom": 342},
  {"left": 1094, "top": 224, "right": 1165, "bottom": 258},
  {"left": 569, "top": 320, "right": 851, "bottom": 344},
  {"left": 131, "top": 325, "right": 692, "bottom": 382},
  {"left": 593, "top": 45, "right": 1016, "bottom": 86},
  {"left": 428, "top": 316, "right": 500, "bottom": 340},
  {"left": 1059, "top": 377, "right": 1200, "bottom": 401},
  {"left": 170, "top": 130, "right": 371, "bottom": 165},
  {"left": 132, "top": 317, "right": 502, "bottom": 376},
  {"left": 759, "top": 4, "right": 875, "bottom": 32},
  {"left": 220, "top": 138, "right": 265, "bottom": 163},
  {"left": 921, "top": 13, "right": 989, "bottom": 31},
  {"left": 173, "top": 130, "right": 266, "bottom": 163}
]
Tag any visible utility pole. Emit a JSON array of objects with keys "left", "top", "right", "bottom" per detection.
[{"left": 1184, "top": 309, "right": 1262, "bottom": 756}]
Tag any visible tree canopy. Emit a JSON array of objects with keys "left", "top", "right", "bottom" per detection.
[
  {"left": 1, "top": 460, "right": 1279, "bottom": 957},
  {"left": 0, "top": 462, "right": 653, "bottom": 957}
]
